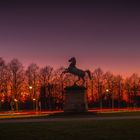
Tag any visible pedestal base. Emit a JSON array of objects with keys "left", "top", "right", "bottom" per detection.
[{"left": 64, "top": 85, "right": 88, "bottom": 112}]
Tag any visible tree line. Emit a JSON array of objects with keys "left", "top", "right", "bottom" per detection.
[{"left": 0, "top": 57, "right": 139, "bottom": 111}]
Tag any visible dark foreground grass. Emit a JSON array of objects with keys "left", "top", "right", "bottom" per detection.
[{"left": 0, "top": 119, "right": 140, "bottom": 140}]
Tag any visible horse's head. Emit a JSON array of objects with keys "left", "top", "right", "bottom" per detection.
[{"left": 69, "top": 57, "right": 76, "bottom": 63}]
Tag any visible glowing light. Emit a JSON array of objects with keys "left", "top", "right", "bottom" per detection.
[
  {"left": 33, "top": 98, "right": 36, "bottom": 101},
  {"left": 29, "top": 86, "right": 33, "bottom": 89},
  {"left": 1, "top": 99, "right": 4, "bottom": 103},
  {"left": 14, "top": 99, "right": 18, "bottom": 102},
  {"left": 106, "top": 89, "right": 109, "bottom": 92}
]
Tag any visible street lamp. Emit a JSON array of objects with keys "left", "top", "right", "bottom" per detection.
[
  {"left": 14, "top": 98, "right": 18, "bottom": 111},
  {"left": 29, "top": 86, "right": 33, "bottom": 109},
  {"left": 106, "top": 89, "right": 111, "bottom": 108},
  {"left": 32, "top": 98, "right": 37, "bottom": 111},
  {"left": 106, "top": 89, "right": 114, "bottom": 109},
  {"left": 29, "top": 86, "right": 33, "bottom": 89},
  {"left": 1, "top": 99, "right": 4, "bottom": 103},
  {"left": 106, "top": 89, "right": 109, "bottom": 93},
  {"left": 29, "top": 86, "right": 38, "bottom": 111},
  {"left": 14, "top": 98, "right": 18, "bottom": 102}
]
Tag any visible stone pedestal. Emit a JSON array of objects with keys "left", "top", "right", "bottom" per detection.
[{"left": 64, "top": 85, "right": 88, "bottom": 112}]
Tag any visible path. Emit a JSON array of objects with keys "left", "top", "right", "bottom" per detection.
[{"left": 0, "top": 116, "right": 140, "bottom": 124}]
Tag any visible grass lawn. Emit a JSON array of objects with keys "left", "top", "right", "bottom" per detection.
[{"left": 0, "top": 119, "right": 140, "bottom": 140}]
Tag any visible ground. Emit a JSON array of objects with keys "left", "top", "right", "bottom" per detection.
[
  {"left": 0, "top": 109, "right": 140, "bottom": 140},
  {"left": 0, "top": 119, "right": 140, "bottom": 140}
]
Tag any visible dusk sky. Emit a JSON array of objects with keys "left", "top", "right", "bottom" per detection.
[{"left": 0, "top": 1, "right": 140, "bottom": 77}]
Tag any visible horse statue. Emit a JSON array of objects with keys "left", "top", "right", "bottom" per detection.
[{"left": 61, "top": 57, "right": 92, "bottom": 85}]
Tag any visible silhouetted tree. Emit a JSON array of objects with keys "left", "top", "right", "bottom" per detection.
[
  {"left": 8, "top": 58, "right": 24, "bottom": 111},
  {"left": 115, "top": 75, "right": 124, "bottom": 108},
  {"left": 39, "top": 66, "right": 54, "bottom": 109},
  {"left": 93, "top": 68, "right": 104, "bottom": 108},
  {"left": 129, "top": 73, "right": 140, "bottom": 107},
  {"left": 26, "top": 63, "right": 39, "bottom": 110},
  {"left": 103, "top": 72, "right": 114, "bottom": 108},
  {"left": 0, "top": 57, "right": 9, "bottom": 110},
  {"left": 52, "top": 67, "right": 67, "bottom": 109},
  {"left": 39, "top": 66, "right": 53, "bottom": 85},
  {"left": 125, "top": 78, "right": 131, "bottom": 107}
]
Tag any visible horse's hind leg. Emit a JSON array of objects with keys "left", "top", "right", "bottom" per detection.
[
  {"left": 82, "top": 77, "right": 85, "bottom": 85},
  {"left": 74, "top": 76, "right": 80, "bottom": 85}
]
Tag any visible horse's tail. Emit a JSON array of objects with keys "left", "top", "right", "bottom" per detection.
[{"left": 85, "top": 70, "right": 92, "bottom": 80}]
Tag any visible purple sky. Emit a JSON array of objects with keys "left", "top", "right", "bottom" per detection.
[{"left": 0, "top": 1, "right": 140, "bottom": 77}]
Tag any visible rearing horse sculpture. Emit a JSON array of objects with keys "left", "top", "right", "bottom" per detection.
[{"left": 61, "top": 57, "right": 92, "bottom": 85}]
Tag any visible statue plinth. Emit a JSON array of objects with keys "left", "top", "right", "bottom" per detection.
[{"left": 64, "top": 85, "right": 88, "bottom": 112}]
